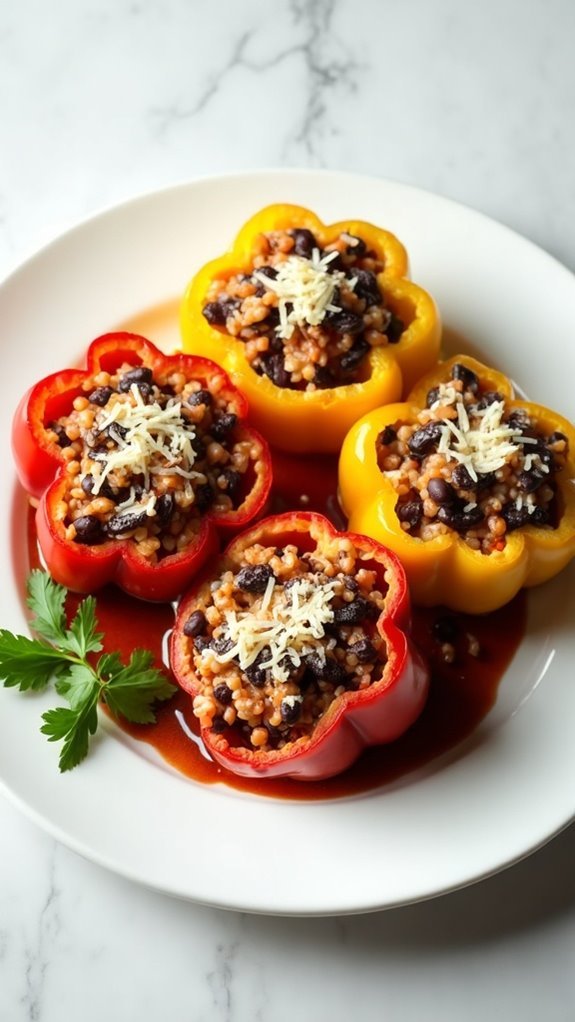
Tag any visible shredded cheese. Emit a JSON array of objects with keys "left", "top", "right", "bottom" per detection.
[
  {"left": 254, "top": 249, "right": 354, "bottom": 340},
  {"left": 438, "top": 398, "right": 537, "bottom": 482},
  {"left": 90, "top": 386, "right": 200, "bottom": 500},
  {"left": 206, "top": 577, "right": 338, "bottom": 683}
]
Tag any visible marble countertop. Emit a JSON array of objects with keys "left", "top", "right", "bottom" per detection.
[{"left": 1, "top": 1, "right": 574, "bottom": 1019}]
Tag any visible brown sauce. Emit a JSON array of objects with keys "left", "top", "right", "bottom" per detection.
[{"left": 26, "top": 449, "right": 527, "bottom": 801}]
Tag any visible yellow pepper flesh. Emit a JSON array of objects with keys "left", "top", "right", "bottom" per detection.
[
  {"left": 338, "top": 355, "right": 575, "bottom": 613},
  {"left": 180, "top": 204, "right": 440, "bottom": 454}
]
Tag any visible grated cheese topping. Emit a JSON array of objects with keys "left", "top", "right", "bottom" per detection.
[
  {"left": 205, "top": 577, "right": 338, "bottom": 683},
  {"left": 438, "top": 398, "right": 537, "bottom": 483},
  {"left": 89, "top": 385, "right": 201, "bottom": 502},
  {"left": 254, "top": 249, "right": 355, "bottom": 340}
]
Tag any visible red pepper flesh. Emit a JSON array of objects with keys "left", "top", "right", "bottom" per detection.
[
  {"left": 171, "top": 512, "right": 429, "bottom": 780},
  {"left": 12, "top": 333, "right": 272, "bottom": 602}
]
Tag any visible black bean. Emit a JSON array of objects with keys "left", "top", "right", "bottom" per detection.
[
  {"left": 427, "top": 477, "right": 455, "bottom": 505},
  {"left": 245, "top": 648, "right": 270, "bottom": 688},
  {"left": 377, "top": 425, "right": 397, "bottom": 446},
  {"left": 218, "top": 468, "right": 242, "bottom": 500},
  {"left": 213, "top": 683, "right": 233, "bottom": 705},
  {"left": 289, "top": 228, "right": 317, "bottom": 258},
  {"left": 432, "top": 615, "right": 459, "bottom": 643},
  {"left": 210, "top": 715, "right": 228, "bottom": 734},
  {"left": 451, "top": 363, "right": 479, "bottom": 394},
  {"left": 183, "top": 610, "right": 207, "bottom": 638},
  {"left": 476, "top": 390, "right": 503, "bottom": 409},
  {"left": 235, "top": 563, "right": 275, "bottom": 593},
  {"left": 107, "top": 422, "right": 129, "bottom": 443},
  {"left": 259, "top": 352, "right": 291, "bottom": 389},
  {"left": 187, "top": 388, "right": 212, "bottom": 407},
  {"left": 325, "top": 309, "right": 365, "bottom": 336},
  {"left": 210, "top": 636, "right": 235, "bottom": 657},
  {"left": 303, "top": 652, "right": 326, "bottom": 677},
  {"left": 426, "top": 387, "right": 440, "bottom": 408},
  {"left": 304, "top": 652, "right": 347, "bottom": 685},
  {"left": 280, "top": 697, "right": 302, "bottom": 725},
  {"left": 396, "top": 498, "right": 423, "bottom": 529},
  {"left": 87, "top": 386, "right": 114, "bottom": 407},
  {"left": 342, "top": 574, "right": 359, "bottom": 592},
  {"left": 354, "top": 269, "right": 381, "bottom": 307},
  {"left": 118, "top": 366, "right": 154, "bottom": 393},
  {"left": 477, "top": 471, "right": 496, "bottom": 491},
  {"left": 265, "top": 307, "right": 281, "bottom": 330},
  {"left": 322, "top": 658, "right": 348, "bottom": 686},
  {"left": 195, "top": 483, "right": 214, "bottom": 513},
  {"left": 194, "top": 636, "right": 210, "bottom": 654},
  {"left": 333, "top": 596, "right": 376, "bottom": 625},
  {"left": 532, "top": 441, "right": 555, "bottom": 471},
  {"left": 155, "top": 493, "right": 174, "bottom": 525},
  {"left": 322, "top": 249, "right": 345, "bottom": 271},
  {"left": 313, "top": 365, "right": 336, "bottom": 389},
  {"left": 507, "top": 409, "right": 532, "bottom": 432},
  {"left": 451, "top": 464, "right": 476, "bottom": 491},
  {"left": 437, "top": 503, "right": 484, "bottom": 532},
  {"left": 547, "top": 431, "right": 567, "bottom": 446},
  {"left": 50, "top": 423, "right": 72, "bottom": 448},
  {"left": 202, "top": 298, "right": 240, "bottom": 326},
  {"left": 255, "top": 265, "right": 278, "bottom": 281},
  {"left": 73, "top": 515, "right": 105, "bottom": 545},
  {"left": 340, "top": 339, "right": 370, "bottom": 373},
  {"left": 408, "top": 422, "right": 443, "bottom": 458},
  {"left": 502, "top": 502, "right": 549, "bottom": 531},
  {"left": 348, "top": 637, "right": 377, "bottom": 663},
  {"left": 80, "top": 473, "right": 114, "bottom": 500},
  {"left": 341, "top": 233, "right": 367, "bottom": 258},
  {"left": 386, "top": 313, "right": 404, "bottom": 344},
  {"left": 105, "top": 508, "right": 148, "bottom": 535},
  {"left": 210, "top": 412, "right": 237, "bottom": 441},
  {"left": 191, "top": 434, "right": 207, "bottom": 461}
]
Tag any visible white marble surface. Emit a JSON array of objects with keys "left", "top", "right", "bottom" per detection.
[{"left": 1, "top": 1, "right": 575, "bottom": 1019}]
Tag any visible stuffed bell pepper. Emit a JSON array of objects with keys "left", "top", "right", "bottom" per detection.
[
  {"left": 12, "top": 333, "right": 271, "bottom": 602},
  {"left": 170, "top": 511, "right": 429, "bottom": 780},
  {"left": 180, "top": 203, "right": 440, "bottom": 453},
  {"left": 339, "top": 355, "right": 575, "bottom": 613}
]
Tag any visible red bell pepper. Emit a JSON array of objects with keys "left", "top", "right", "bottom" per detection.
[
  {"left": 171, "top": 511, "right": 429, "bottom": 780},
  {"left": 12, "top": 333, "right": 272, "bottom": 602}
]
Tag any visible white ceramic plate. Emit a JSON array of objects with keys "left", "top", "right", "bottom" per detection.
[{"left": 1, "top": 171, "right": 574, "bottom": 916}]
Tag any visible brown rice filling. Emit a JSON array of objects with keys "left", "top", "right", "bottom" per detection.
[
  {"left": 182, "top": 537, "right": 388, "bottom": 752},
  {"left": 46, "top": 362, "right": 259, "bottom": 562},
  {"left": 376, "top": 362, "right": 569, "bottom": 554},
  {"left": 202, "top": 228, "right": 404, "bottom": 392}
]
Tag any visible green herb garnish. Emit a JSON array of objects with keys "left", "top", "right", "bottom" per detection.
[{"left": 0, "top": 570, "right": 176, "bottom": 772}]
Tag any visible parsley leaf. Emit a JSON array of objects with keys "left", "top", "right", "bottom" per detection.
[
  {"left": 62, "top": 596, "right": 104, "bottom": 658},
  {"left": 2, "top": 571, "right": 177, "bottom": 771},
  {"left": 26, "top": 569, "right": 68, "bottom": 645},
  {"left": 41, "top": 697, "right": 99, "bottom": 773},
  {"left": 0, "top": 631, "right": 68, "bottom": 690},
  {"left": 103, "top": 649, "right": 176, "bottom": 724}
]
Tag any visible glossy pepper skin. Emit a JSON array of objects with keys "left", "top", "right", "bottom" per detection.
[
  {"left": 180, "top": 203, "right": 441, "bottom": 454},
  {"left": 339, "top": 355, "right": 575, "bottom": 614},
  {"left": 170, "top": 512, "right": 429, "bottom": 781},
  {"left": 11, "top": 333, "right": 272, "bottom": 603}
]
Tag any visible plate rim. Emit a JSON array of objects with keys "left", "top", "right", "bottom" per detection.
[{"left": 1, "top": 168, "right": 574, "bottom": 915}]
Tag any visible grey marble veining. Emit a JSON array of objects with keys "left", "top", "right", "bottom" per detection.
[{"left": 1, "top": 1, "right": 575, "bottom": 1020}]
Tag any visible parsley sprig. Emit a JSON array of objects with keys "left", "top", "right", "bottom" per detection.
[{"left": 0, "top": 570, "right": 176, "bottom": 772}]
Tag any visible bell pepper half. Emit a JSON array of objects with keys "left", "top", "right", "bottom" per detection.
[
  {"left": 180, "top": 203, "right": 440, "bottom": 454},
  {"left": 339, "top": 354, "right": 575, "bottom": 613},
  {"left": 12, "top": 332, "right": 272, "bottom": 602},
  {"left": 170, "top": 511, "right": 429, "bottom": 780}
]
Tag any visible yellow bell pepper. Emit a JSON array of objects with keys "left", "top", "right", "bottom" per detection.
[
  {"left": 180, "top": 204, "right": 440, "bottom": 454},
  {"left": 338, "top": 355, "right": 575, "bottom": 613}
]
